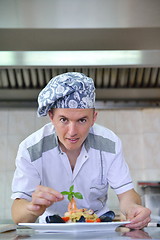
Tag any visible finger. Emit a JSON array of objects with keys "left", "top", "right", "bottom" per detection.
[
  {"left": 127, "top": 214, "right": 141, "bottom": 224},
  {"left": 127, "top": 207, "right": 151, "bottom": 223},
  {"left": 27, "top": 203, "right": 41, "bottom": 211},
  {"left": 33, "top": 190, "right": 57, "bottom": 203},
  {"left": 33, "top": 186, "right": 64, "bottom": 204},
  {"left": 27, "top": 202, "right": 46, "bottom": 217},
  {"left": 31, "top": 194, "right": 52, "bottom": 206},
  {"left": 129, "top": 211, "right": 151, "bottom": 225},
  {"left": 35, "top": 185, "right": 63, "bottom": 200},
  {"left": 125, "top": 216, "right": 151, "bottom": 229}
]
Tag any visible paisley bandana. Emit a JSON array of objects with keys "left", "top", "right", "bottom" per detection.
[{"left": 37, "top": 72, "right": 95, "bottom": 116}]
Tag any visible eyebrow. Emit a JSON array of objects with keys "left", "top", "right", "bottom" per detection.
[
  {"left": 58, "top": 115, "right": 88, "bottom": 119},
  {"left": 79, "top": 116, "right": 88, "bottom": 119},
  {"left": 58, "top": 115, "right": 66, "bottom": 118}
]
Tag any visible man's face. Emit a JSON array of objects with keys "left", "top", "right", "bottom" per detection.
[{"left": 49, "top": 108, "right": 97, "bottom": 153}]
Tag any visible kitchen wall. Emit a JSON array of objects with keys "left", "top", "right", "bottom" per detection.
[{"left": 0, "top": 107, "right": 160, "bottom": 222}]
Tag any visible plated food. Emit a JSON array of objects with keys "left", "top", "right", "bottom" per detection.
[{"left": 46, "top": 185, "right": 115, "bottom": 223}]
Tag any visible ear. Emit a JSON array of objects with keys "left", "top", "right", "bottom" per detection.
[
  {"left": 48, "top": 110, "right": 53, "bottom": 120},
  {"left": 92, "top": 111, "right": 98, "bottom": 125}
]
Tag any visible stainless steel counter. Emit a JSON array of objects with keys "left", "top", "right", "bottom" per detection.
[{"left": 0, "top": 226, "right": 160, "bottom": 240}]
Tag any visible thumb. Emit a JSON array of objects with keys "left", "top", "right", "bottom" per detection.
[
  {"left": 27, "top": 202, "right": 41, "bottom": 211},
  {"left": 27, "top": 202, "right": 47, "bottom": 217},
  {"left": 126, "top": 209, "right": 136, "bottom": 221}
]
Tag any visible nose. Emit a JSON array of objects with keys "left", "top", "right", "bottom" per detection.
[{"left": 68, "top": 122, "right": 77, "bottom": 136}]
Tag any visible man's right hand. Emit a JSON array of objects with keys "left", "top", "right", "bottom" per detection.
[
  {"left": 12, "top": 185, "right": 64, "bottom": 223},
  {"left": 27, "top": 185, "right": 64, "bottom": 217}
]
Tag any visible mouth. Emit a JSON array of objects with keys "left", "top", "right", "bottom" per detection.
[{"left": 67, "top": 138, "right": 79, "bottom": 143}]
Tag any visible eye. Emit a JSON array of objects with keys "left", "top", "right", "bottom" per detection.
[
  {"left": 60, "top": 117, "right": 68, "bottom": 123},
  {"left": 79, "top": 118, "right": 87, "bottom": 123}
]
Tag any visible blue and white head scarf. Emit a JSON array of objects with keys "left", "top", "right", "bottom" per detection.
[{"left": 37, "top": 72, "right": 96, "bottom": 116}]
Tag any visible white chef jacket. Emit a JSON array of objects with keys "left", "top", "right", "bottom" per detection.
[{"left": 11, "top": 122, "right": 133, "bottom": 223}]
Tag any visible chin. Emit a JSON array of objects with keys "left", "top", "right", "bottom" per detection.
[{"left": 65, "top": 144, "right": 81, "bottom": 151}]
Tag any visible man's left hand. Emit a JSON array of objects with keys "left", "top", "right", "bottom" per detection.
[{"left": 124, "top": 204, "right": 151, "bottom": 229}]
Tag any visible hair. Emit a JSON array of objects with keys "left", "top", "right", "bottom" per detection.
[{"left": 49, "top": 108, "right": 95, "bottom": 116}]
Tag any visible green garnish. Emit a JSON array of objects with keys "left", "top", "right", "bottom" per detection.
[{"left": 61, "top": 185, "right": 83, "bottom": 201}]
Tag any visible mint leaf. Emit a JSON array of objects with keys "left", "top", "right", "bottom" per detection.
[{"left": 61, "top": 185, "right": 83, "bottom": 202}]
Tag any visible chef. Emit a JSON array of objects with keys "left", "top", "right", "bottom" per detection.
[{"left": 11, "top": 72, "right": 151, "bottom": 229}]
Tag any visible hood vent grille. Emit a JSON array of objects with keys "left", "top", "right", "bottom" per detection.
[
  {"left": 0, "top": 67, "right": 160, "bottom": 108},
  {"left": 0, "top": 67, "right": 160, "bottom": 89}
]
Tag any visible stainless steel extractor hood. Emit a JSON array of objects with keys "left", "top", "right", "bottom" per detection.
[{"left": 0, "top": 0, "right": 160, "bottom": 108}]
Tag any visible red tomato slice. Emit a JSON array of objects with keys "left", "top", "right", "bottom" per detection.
[
  {"left": 96, "top": 218, "right": 101, "bottom": 222},
  {"left": 86, "top": 218, "right": 101, "bottom": 223},
  {"left": 62, "top": 217, "right": 70, "bottom": 222},
  {"left": 86, "top": 219, "right": 95, "bottom": 222}
]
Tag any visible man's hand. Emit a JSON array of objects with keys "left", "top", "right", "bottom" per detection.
[
  {"left": 12, "top": 185, "right": 64, "bottom": 223},
  {"left": 27, "top": 185, "right": 64, "bottom": 217},
  {"left": 124, "top": 204, "right": 151, "bottom": 229},
  {"left": 118, "top": 189, "right": 151, "bottom": 229}
]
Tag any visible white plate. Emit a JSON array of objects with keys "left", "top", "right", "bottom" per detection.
[{"left": 18, "top": 221, "right": 130, "bottom": 233}]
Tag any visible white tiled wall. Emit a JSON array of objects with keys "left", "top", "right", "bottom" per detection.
[{"left": 0, "top": 107, "right": 160, "bottom": 221}]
